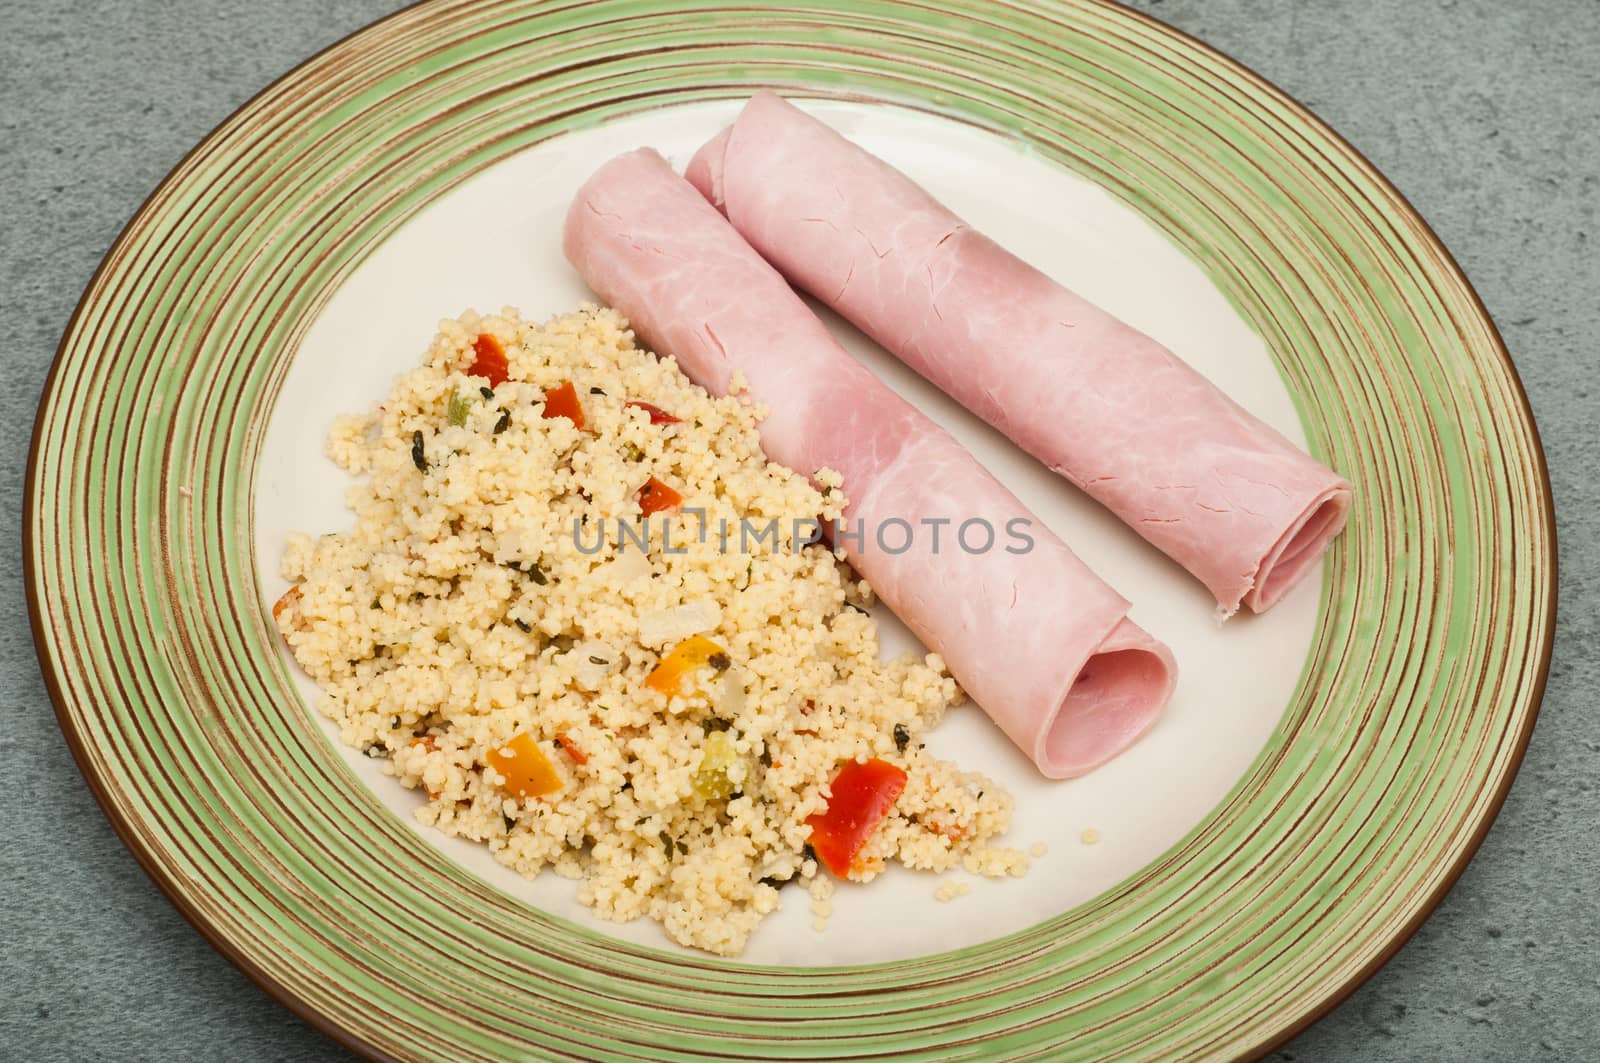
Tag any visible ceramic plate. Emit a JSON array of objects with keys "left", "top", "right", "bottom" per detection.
[{"left": 27, "top": 1, "right": 1555, "bottom": 1059}]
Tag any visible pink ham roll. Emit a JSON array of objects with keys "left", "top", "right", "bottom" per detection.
[
  {"left": 564, "top": 149, "right": 1176, "bottom": 778},
  {"left": 688, "top": 93, "right": 1353, "bottom": 616}
]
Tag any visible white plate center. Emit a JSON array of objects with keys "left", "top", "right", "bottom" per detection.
[{"left": 256, "top": 99, "right": 1319, "bottom": 966}]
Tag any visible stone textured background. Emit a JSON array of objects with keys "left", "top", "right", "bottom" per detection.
[{"left": 2, "top": 0, "right": 1593, "bottom": 1059}]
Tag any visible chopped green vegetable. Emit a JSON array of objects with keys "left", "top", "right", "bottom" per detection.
[
  {"left": 447, "top": 388, "right": 475, "bottom": 427},
  {"left": 693, "top": 730, "right": 739, "bottom": 800}
]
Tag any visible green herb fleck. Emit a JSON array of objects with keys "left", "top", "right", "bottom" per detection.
[
  {"left": 513, "top": 619, "right": 532, "bottom": 633},
  {"left": 479, "top": 386, "right": 495, "bottom": 400},
  {"left": 702, "top": 717, "right": 733, "bottom": 734},
  {"left": 893, "top": 723, "right": 911, "bottom": 753},
  {"left": 411, "top": 430, "right": 427, "bottom": 472},
  {"left": 588, "top": 655, "right": 608, "bottom": 666},
  {"left": 660, "top": 832, "right": 676, "bottom": 859},
  {"left": 493, "top": 410, "right": 511, "bottom": 435},
  {"left": 503, "top": 814, "right": 516, "bottom": 832},
  {"left": 707, "top": 652, "right": 731, "bottom": 673},
  {"left": 590, "top": 386, "right": 606, "bottom": 395}
]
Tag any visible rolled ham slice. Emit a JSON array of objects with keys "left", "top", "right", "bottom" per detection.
[
  {"left": 564, "top": 148, "right": 1176, "bottom": 778},
  {"left": 688, "top": 93, "right": 1353, "bottom": 616}
]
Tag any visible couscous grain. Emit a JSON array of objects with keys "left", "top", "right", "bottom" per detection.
[{"left": 275, "top": 306, "right": 1028, "bottom": 955}]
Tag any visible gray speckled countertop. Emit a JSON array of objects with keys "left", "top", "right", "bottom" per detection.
[{"left": 2, "top": 0, "right": 1594, "bottom": 1059}]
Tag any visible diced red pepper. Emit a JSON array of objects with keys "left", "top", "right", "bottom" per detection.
[
  {"left": 554, "top": 732, "right": 588, "bottom": 766},
  {"left": 637, "top": 475, "right": 682, "bottom": 516},
  {"left": 804, "top": 758, "right": 907, "bottom": 877},
  {"left": 469, "top": 333, "right": 510, "bottom": 387},
  {"left": 625, "top": 400, "right": 681, "bottom": 425},
  {"left": 541, "top": 381, "right": 586, "bottom": 430}
]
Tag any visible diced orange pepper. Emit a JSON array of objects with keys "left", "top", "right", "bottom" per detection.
[
  {"left": 271, "top": 585, "right": 301, "bottom": 620},
  {"left": 469, "top": 333, "right": 510, "bottom": 386},
  {"left": 541, "top": 381, "right": 585, "bottom": 429},
  {"left": 637, "top": 475, "right": 682, "bottom": 516},
  {"left": 644, "top": 635, "right": 729, "bottom": 697},
  {"left": 485, "top": 732, "right": 563, "bottom": 798},
  {"left": 554, "top": 732, "right": 588, "bottom": 766},
  {"left": 926, "top": 819, "right": 967, "bottom": 841}
]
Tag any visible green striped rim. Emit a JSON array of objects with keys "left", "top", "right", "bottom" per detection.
[{"left": 26, "top": 0, "right": 1554, "bottom": 1059}]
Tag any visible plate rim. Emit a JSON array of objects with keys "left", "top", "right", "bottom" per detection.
[{"left": 24, "top": 0, "right": 1557, "bottom": 1058}]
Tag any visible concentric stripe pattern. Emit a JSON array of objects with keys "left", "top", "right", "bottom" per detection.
[{"left": 27, "top": 1, "right": 1553, "bottom": 1059}]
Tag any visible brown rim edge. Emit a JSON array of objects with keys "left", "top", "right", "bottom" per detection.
[
  {"left": 23, "top": 1, "right": 1557, "bottom": 1059},
  {"left": 23, "top": 4, "right": 427, "bottom": 1058},
  {"left": 1088, "top": 0, "right": 1558, "bottom": 1057}
]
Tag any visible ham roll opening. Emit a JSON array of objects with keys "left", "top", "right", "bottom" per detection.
[
  {"left": 564, "top": 148, "right": 1176, "bottom": 778},
  {"left": 1051, "top": 619, "right": 1175, "bottom": 779},
  {"left": 688, "top": 93, "right": 1353, "bottom": 617}
]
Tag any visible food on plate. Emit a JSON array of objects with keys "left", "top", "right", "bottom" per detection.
[
  {"left": 274, "top": 306, "right": 1036, "bottom": 956},
  {"left": 564, "top": 148, "right": 1177, "bottom": 779},
  {"left": 688, "top": 92, "right": 1352, "bottom": 616}
]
